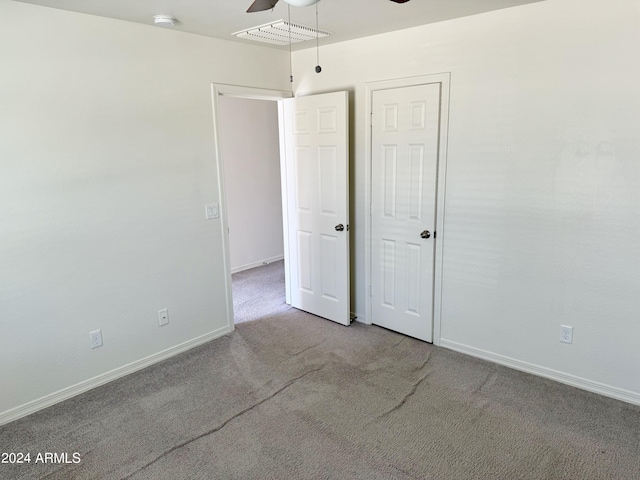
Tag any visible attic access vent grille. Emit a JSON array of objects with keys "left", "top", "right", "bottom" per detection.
[{"left": 233, "top": 20, "right": 330, "bottom": 45}]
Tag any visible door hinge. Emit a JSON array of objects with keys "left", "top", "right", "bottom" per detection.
[{"left": 370, "top": 112, "right": 373, "bottom": 128}]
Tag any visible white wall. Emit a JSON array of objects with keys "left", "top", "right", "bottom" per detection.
[
  {"left": 0, "top": 0, "right": 289, "bottom": 422},
  {"left": 292, "top": 0, "right": 640, "bottom": 402},
  {"left": 218, "top": 96, "right": 284, "bottom": 272}
]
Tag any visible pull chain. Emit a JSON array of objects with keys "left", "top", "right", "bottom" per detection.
[
  {"left": 288, "top": 4, "right": 293, "bottom": 83},
  {"left": 315, "top": 2, "right": 321, "bottom": 73}
]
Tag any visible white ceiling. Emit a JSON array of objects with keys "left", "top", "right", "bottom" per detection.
[{"left": 15, "top": 0, "right": 544, "bottom": 50}]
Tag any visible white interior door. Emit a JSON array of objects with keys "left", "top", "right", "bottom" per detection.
[
  {"left": 371, "top": 83, "right": 442, "bottom": 341},
  {"left": 281, "top": 91, "right": 350, "bottom": 326}
]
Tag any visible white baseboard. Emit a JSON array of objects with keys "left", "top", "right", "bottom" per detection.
[
  {"left": 440, "top": 339, "right": 640, "bottom": 406},
  {"left": 0, "top": 326, "right": 231, "bottom": 426},
  {"left": 230, "top": 255, "right": 284, "bottom": 274}
]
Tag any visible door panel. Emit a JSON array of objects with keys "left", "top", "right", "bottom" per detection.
[
  {"left": 319, "top": 146, "right": 338, "bottom": 214},
  {"left": 371, "top": 83, "right": 441, "bottom": 341},
  {"left": 282, "top": 91, "right": 350, "bottom": 326},
  {"left": 297, "top": 230, "right": 313, "bottom": 292},
  {"left": 295, "top": 147, "right": 312, "bottom": 210}
]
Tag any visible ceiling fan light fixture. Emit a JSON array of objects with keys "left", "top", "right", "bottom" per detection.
[{"left": 283, "top": 0, "right": 320, "bottom": 7}]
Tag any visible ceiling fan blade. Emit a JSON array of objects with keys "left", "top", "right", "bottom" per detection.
[
  {"left": 247, "top": 0, "right": 279, "bottom": 13},
  {"left": 389, "top": 0, "right": 410, "bottom": 3}
]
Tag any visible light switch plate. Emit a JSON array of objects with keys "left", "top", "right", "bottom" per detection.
[{"left": 205, "top": 204, "right": 219, "bottom": 220}]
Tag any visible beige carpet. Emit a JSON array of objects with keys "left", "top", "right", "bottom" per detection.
[
  {"left": 1, "top": 265, "right": 639, "bottom": 479},
  {"left": 232, "top": 260, "right": 291, "bottom": 324}
]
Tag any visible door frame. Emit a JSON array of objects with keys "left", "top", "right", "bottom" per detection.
[
  {"left": 210, "top": 83, "right": 292, "bottom": 333},
  {"left": 364, "top": 73, "right": 451, "bottom": 345}
]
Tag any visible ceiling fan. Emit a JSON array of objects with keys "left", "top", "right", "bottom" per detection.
[{"left": 247, "top": 0, "right": 409, "bottom": 13}]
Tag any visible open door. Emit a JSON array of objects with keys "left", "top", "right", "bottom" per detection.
[{"left": 281, "top": 91, "right": 350, "bottom": 326}]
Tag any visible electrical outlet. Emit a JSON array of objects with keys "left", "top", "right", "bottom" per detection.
[
  {"left": 560, "top": 325, "right": 573, "bottom": 344},
  {"left": 158, "top": 308, "right": 169, "bottom": 326},
  {"left": 89, "top": 329, "right": 103, "bottom": 349}
]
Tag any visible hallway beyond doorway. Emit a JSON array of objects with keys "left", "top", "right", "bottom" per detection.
[{"left": 232, "top": 260, "right": 290, "bottom": 324}]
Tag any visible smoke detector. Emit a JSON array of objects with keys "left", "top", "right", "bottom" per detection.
[{"left": 153, "top": 15, "right": 177, "bottom": 27}]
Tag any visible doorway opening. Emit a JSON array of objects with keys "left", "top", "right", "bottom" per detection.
[
  {"left": 217, "top": 95, "right": 288, "bottom": 324},
  {"left": 211, "top": 84, "right": 292, "bottom": 330}
]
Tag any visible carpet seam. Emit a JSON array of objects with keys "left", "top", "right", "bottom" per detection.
[{"left": 121, "top": 365, "right": 324, "bottom": 479}]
